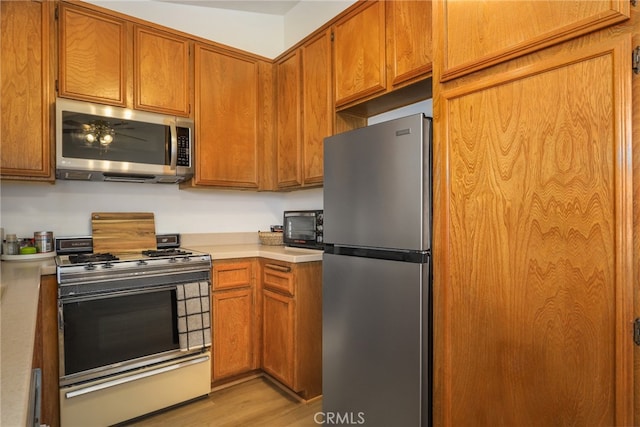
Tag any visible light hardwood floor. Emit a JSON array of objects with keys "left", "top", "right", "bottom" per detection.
[{"left": 125, "top": 377, "right": 322, "bottom": 427}]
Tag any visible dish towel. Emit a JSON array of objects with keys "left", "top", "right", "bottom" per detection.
[{"left": 176, "top": 281, "right": 211, "bottom": 352}]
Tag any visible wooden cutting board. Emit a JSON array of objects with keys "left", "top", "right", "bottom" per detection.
[{"left": 91, "top": 212, "right": 157, "bottom": 254}]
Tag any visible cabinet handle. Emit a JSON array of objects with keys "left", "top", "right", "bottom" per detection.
[{"left": 265, "top": 263, "right": 291, "bottom": 273}]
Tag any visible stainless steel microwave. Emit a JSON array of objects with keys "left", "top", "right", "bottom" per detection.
[
  {"left": 283, "top": 210, "right": 324, "bottom": 249},
  {"left": 56, "top": 98, "right": 194, "bottom": 184}
]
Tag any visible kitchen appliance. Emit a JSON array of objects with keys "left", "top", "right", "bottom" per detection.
[
  {"left": 283, "top": 210, "right": 324, "bottom": 249},
  {"left": 55, "top": 234, "right": 212, "bottom": 426},
  {"left": 322, "top": 113, "right": 432, "bottom": 426},
  {"left": 56, "top": 98, "right": 194, "bottom": 184}
]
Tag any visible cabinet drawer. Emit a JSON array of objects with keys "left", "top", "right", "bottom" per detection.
[
  {"left": 263, "top": 263, "right": 294, "bottom": 296},
  {"left": 213, "top": 261, "right": 253, "bottom": 290}
]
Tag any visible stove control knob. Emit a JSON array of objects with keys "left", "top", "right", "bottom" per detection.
[
  {"left": 169, "top": 257, "right": 177, "bottom": 263},
  {"left": 137, "top": 260, "right": 148, "bottom": 266},
  {"left": 103, "top": 262, "right": 114, "bottom": 269},
  {"left": 85, "top": 263, "right": 96, "bottom": 271},
  {"left": 182, "top": 257, "right": 191, "bottom": 262}
]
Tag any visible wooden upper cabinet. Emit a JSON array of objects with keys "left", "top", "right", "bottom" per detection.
[
  {"left": 193, "top": 43, "right": 266, "bottom": 189},
  {"left": 386, "top": 0, "right": 432, "bottom": 87},
  {"left": 134, "top": 25, "right": 191, "bottom": 116},
  {"left": 275, "top": 29, "right": 332, "bottom": 190},
  {"left": 276, "top": 50, "right": 302, "bottom": 188},
  {"left": 1, "top": 1, "right": 54, "bottom": 181},
  {"left": 58, "top": 3, "right": 128, "bottom": 106},
  {"left": 333, "top": 0, "right": 386, "bottom": 108},
  {"left": 300, "top": 29, "right": 333, "bottom": 186},
  {"left": 438, "top": 0, "right": 630, "bottom": 81}
]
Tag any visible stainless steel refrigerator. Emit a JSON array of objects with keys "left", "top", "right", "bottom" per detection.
[{"left": 322, "top": 113, "right": 431, "bottom": 427}]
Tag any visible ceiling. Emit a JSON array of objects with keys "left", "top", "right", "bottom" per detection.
[{"left": 158, "top": 0, "right": 301, "bottom": 15}]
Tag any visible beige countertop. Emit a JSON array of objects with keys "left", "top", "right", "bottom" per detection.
[
  {"left": 186, "top": 244, "right": 324, "bottom": 263},
  {"left": 0, "top": 258, "right": 56, "bottom": 427},
  {"left": 0, "top": 234, "right": 321, "bottom": 425}
]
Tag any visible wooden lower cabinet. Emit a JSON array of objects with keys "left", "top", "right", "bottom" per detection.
[
  {"left": 33, "top": 275, "right": 60, "bottom": 427},
  {"left": 211, "top": 259, "right": 260, "bottom": 384},
  {"left": 261, "top": 260, "right": 322, "bottom": 399}
]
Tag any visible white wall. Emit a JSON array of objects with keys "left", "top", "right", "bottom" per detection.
[
  {"left": 0, "top": 181, "right": 323, "bottom": 237},
  {"left": 284, "top": 0, "right": 356, "bottom": 49}
]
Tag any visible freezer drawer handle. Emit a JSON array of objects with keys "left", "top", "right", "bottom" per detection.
[
  {"left": 265, "top": 264, "right": 291, "bottom": 273},
  {"left": 65, "top": 355, "right": 210, "bottom": 399}
]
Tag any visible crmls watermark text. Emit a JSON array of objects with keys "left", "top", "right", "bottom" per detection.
[{"left": 314, "top": 412, "right": 366, "bottom": 425}]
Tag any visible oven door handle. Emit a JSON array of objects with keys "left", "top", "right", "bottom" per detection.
[{"left": 64, "top": 354, "right": 210, "bottom": 399}]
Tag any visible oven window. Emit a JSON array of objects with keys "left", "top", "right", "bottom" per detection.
[
  {"left": 285, "top": 216, "right": 316, "bottom": 240},
  {"left": 62, "top": 289, "right": 179, "bottom": 376}
]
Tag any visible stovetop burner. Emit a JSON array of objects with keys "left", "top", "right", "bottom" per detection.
[
  {"left": 68, "top": 253, "right": 119, "bottom": 264},
  {"left": 142, "top": 248, "right": 192, "bottom": 257}
]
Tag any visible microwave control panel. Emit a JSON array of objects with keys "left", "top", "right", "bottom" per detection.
[{"left": 177, "top": 127, "right": 190, "bottom": 167}]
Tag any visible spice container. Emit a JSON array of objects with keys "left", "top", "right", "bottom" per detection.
[
  {"left": 34, "top": 231, "right": 54, "bottom": 253},
  {"left": 5, "top": 234, "right": 19, "bottom": 255}
]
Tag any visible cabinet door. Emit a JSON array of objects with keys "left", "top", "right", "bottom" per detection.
[
  {"left": 333, "top": 0, "right": 386, "bottom": 108},
  {"left": 276, "top": 50, "right": 302, "bottom": 188},
  {"left": 194, "top": 44, "right": 261, "bottom": 188},
  {"left": 437, "top": 0, "right": 629, "bottom": 81},
  {"left": 1, "top": 1, "right": 53, "bottom": 180},
  {"left": 301, "top": 29, "right": 333, "bottom": 186},
  {"left": 58, "top": 4, "right": 127, "bottom": 106},
  {"left": 134, "top": 25, "right": 190, "bottom": 116},
  {"left": 434, "top": 37, "right": 634, "bottom": 425},
  {"left": 262, "top": 289, "right": 296, "bottom": 389},
  {"left": 212, "top": 288, "right": 254, "bottom": 380},
  {"left": 386, "top": 0, "right": 432, "bottom": 87}
]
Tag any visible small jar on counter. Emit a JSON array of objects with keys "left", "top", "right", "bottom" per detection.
[
  {"left": 5, "top": 234, "right": 19, "bottom": 255},
  {"left": 34, "top": 231, "right": 54, "bottom": 253}
]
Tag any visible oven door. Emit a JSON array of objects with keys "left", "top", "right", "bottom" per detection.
[{"left": 59, "top": 284, "right": 186, "bottom": 386}]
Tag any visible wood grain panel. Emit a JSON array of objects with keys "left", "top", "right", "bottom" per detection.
[
  {"left": 437, "top": 39, "right": 632, "bottom": 425},
  {"left": 262, "top": 289, "right": 296, "bottom": 389},
  {"left": 213, "top": 261, "right": 253, "bottom": 290},
  {"left": 212, "top": 288, "right": 254, "bottom": 379},
  {"left": 194, "top": 44, "right": 260, "bottom": 188},
  {"left": 333, "top": 0, "right": 386, "bottom": 107},
  {"left": 276, "top": 51, "right": 302, "bottom": 188},
  {"left": 59, "top": 4, "right": 127, "bottom": 106},
  {"left": 301, "top": 30, "right": 333, "bottom": 186},
  {"left": 91, "top": 212, "right": 156, "bottom": 253},
  {"left": 134, "top": 25, "right": 190, "bottom": 116},
  {"left": 440, "top": 0, "right": 630, "bottom": 82},
  {"left": 386, "top": 0, "right": 433, "bottom": 87},
  {"left": 1, "top": 1, "right": 52, "bottom": 179}
]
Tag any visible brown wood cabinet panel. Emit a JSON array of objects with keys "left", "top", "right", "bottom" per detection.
[
  {"left": 134, "top": 25, "right": 190, "bottom": 116},
  {"left": 213, "top": 260, "right": 253, "bottom": 291},
  {"left": 33, "top": 275, "right": 60, "bottom": 427},
  {"left": 260, "top": 260, "right": 321, "bottom": 399},
  {"left": 262, "top": 263, "right": 295, "bottom": 296},
  {"left": 438, "top": 0, "right": 630, "bottom": 81},
  {"left": 276, "top": 50, "right": 302, "bottom": 188},
  {"left": 434, "top": 36, "right": 634, "bottom": 425},
  {"left": 58, "top": 3, "right": 128, "bottom": 106},
  {"left": 386, "top": 0, "right": 432, "bottom": 87},
  {"left": 333, "top": 0, "right": 386, "bottom": 108},
  {"left": 1, "top": 0, "right": 53, "bottom": 180},
  {"left": 193, "top": 43, "right": 262, "bottom": 188},
  {"left": 301, "top": 29, "right": 333, "bottom": 186},
  {"left": 212, "top": 288, "right": 254, "bottom": 380},
  {"left": 262, "top": 289, "right": 296, "bottom": 389}
]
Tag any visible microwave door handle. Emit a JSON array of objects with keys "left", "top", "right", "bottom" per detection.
[{"left": 169, "top": 121, "right": 178, "bottom": 170}]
